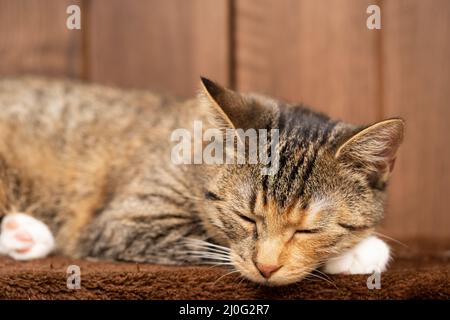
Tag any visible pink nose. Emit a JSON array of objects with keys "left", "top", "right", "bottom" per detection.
[{"left": 256, "top": 263, "right": 282, "bottom": 279}]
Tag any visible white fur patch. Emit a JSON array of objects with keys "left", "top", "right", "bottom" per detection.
[
  {"left": 0, "top": 213, "right": 55, "bottom": 260},
  {"left": 322, "top": 236, "right": 390, "bottom": 274}
]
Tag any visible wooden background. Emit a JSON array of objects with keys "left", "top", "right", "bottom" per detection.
[{"left": 0, "top": 0, "right": 449, "bottom": 242}]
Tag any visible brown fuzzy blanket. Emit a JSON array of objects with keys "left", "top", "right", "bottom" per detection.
[{"left": 1, "top": 243, "right": 449, "bottom": 300}]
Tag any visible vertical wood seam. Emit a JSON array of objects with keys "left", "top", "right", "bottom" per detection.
[
  {"left": 377, "top": 0, "right": 384, "bottom": 121},
  {"left": 228, "top": 0, "right": 237, "bottom": 89},
  {"left": 81, "top": 0, "right": 90, "bottom": 81}
]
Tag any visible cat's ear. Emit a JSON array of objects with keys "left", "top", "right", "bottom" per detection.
[
  {"left": 199, "top": 77, "right": 274, "bottom": 130},
  {"left": 335, "top": 118, "right": 405, "bottom": 189}
]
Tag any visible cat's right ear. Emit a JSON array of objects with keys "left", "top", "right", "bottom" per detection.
[
  {"left": 199, "top": 77, "right": 274, "bottom": 130},
  {"left": 335, "top": 118, "right": 405, "bottom": 189}
]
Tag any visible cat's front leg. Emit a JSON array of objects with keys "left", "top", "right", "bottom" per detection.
[
  {"left": 322, "top": 236, "right": 390, "bottom": 274},
  {"left": 0, "top": 213, "right": 55, "bottom": 260}
]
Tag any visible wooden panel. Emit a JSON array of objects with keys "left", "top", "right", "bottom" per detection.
[
  {"left": 381, "top": 1, "right": 450, "bottom": 240},
  {"left": 0, "top": 0, "right": 447, "bottom": 242},
  {"left": 88, "top": 0, "right": 230, "bottom": 97},
  {"left": 235, "top": 0, "right": 381, "bottom": 124},
  {"left": 0, "top": 0, "right": 83, "bottom": 78}
]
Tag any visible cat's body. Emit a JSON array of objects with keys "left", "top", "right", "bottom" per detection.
[
  {"left": 0, "top": 76, "right": 211, "bottom": 263},
  {"left": 0, "top": 76, "right": 403, "bottom": 285}
]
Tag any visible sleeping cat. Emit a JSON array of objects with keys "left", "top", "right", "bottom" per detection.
[{"left": 0, "top": 76, "right": 403, "bottom": 286}]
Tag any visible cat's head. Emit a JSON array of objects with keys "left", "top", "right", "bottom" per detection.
[{"left": 197, "top": 77, "right": 404, "bottom": 286}]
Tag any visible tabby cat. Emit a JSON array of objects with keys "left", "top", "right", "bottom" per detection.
[{"left": 0, "top": 76, "right": 403, "bottom": 285}]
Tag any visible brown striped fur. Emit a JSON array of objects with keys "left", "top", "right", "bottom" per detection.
[{"left": 0, "top": 76, "right": 404, "bottom": 285}]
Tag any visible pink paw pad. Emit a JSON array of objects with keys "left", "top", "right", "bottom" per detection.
[
  {"left": 0, "top": 213, "right": 55, "bottom": 260},
  {"left": 13, "top": 230, "right": 34, "bottom": 253},
  {"left": 4, "top": 219, "right": 19, "bottom": 230},
  {"left": 15, "top": 230, "right": 34, "bottom": 243},
  {"left": 2, "top": 220, "right": 34, "bottom": 253}
]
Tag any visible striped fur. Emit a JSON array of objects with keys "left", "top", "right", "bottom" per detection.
[{"left": 0, "top": 76, "right": 403, "bottom": 285}]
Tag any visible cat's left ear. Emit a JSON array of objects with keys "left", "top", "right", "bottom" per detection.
[
  {"left": 199, "top": 77, "right": 274, "bottom": 130},
  {"left": 335, "top": 118, "right": 405, "bottom": 189}
]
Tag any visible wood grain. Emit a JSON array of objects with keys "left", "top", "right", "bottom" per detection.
[
  {"left": 88, "top": 0, "right": 230, "bottom": 97},
  {"left": 0, "top": 0, "right": 448, "bottom": 241},
  {"left": 381, "top": 0, "right": 450, "bottom": 240},
  {"left": 0, "top": 0, "right": 83, "bottom": 78},
  {"left": 235, "top": 0, "right": 381, "bottom": 124}
]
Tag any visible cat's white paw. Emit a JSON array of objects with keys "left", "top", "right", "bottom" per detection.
[
  {"left": 322, "top": 236, "right": 390, "bottom": 274},
  {"left": 0, "top": 213, "right": 55, "bottom": 260}
]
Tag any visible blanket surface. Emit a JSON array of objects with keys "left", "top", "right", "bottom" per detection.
[{"left": 1, "top": 241, "right": 449, "bottom": 300}]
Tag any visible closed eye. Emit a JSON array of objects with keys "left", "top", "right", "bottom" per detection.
[
  {"left": 235, "top": 212, "right": 256, "bottom": 224},
  {"left": 296, "top": 228, "right": 321, "bottom": 234}
]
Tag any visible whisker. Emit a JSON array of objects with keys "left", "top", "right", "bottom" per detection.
[
  {"left": 184, "top": 250, "right": 229, "bottom": 257},
  {"left": 183, "top": 238, "right": 228, "bottom": 248},
  {"left": 184, "top": 248, "right": 229, "bottom": 255},
  {"left": 373, "top": 231, "right": 409, "bottom": 248},
  {"left": 186, "top": 253, "right": 229, "bottom": 260},
  {"left": 205, "top": 262, "right": 235, "bottom": 268},
  {"left": 237, "top": 275, "right": 247, "bottom": 286},
  {"left": 186, "top": 254, "right": 231, "bottom": 262},
  {"left": 183, "top": 238, "right": 231, "bottom": 252},
  {"left": 313, "top": 268, "right": 334, "bottom": 282},
  {"left": 305, "top": 271, "right": 338, "bottom": 289},
  {"left": 185, "top": 244, "right": 231, "bottom": 255},
  {"left": 212, "top": 270, "right": 241, "bottom": 285},
  {"left": 185, "top": 244, "right": 230, "bottom": 254},
  {"left": 189, "top": 244, "right": 231, "bottom": 254}
]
